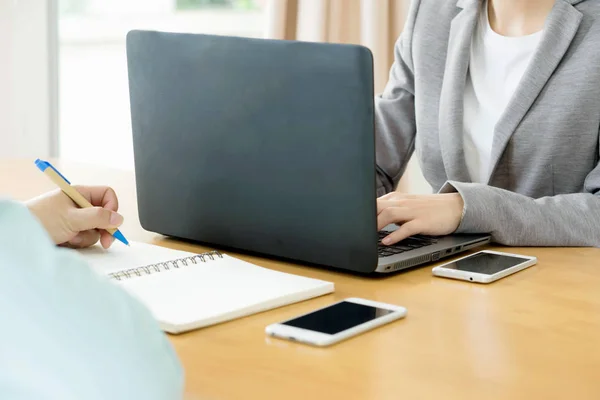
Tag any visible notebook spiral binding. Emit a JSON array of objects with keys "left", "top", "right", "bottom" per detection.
[{"left": 108, "top": 250, "right": 223, "bottom": 281}]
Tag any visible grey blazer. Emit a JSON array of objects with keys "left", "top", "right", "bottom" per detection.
[{"left": 375, "top": 0, "right": 600, "bottom": 247}]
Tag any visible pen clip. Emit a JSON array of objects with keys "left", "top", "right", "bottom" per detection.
[{"left": 35, "top": 159, "right": 71, "bottom": 184}]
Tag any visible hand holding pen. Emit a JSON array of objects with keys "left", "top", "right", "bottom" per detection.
[{"left": 27, "top": 159, "right": 130, "bottom": 249}]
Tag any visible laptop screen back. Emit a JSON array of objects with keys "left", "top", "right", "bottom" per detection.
[{"left": 127, "top": 31, "right": 378, "bottom": 273}]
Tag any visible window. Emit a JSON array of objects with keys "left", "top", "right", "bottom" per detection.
[{"left": 59, "top": 0, "right": 266, "bottom": 169}]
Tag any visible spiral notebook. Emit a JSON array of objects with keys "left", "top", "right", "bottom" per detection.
[{"left": 76, "top": 242, "right": 334, "bottom": 334}]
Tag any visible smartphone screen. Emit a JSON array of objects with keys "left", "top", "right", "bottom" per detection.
[
  {"left": 281, "top": 301, "right": 395, "bottom": 335},
  {"left": 442, "top": 252, "right": 530, "bottom": 275}
]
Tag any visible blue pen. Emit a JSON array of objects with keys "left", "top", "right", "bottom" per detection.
[{"left": 35, "top": 159, "right": 130, "bottom": 246}]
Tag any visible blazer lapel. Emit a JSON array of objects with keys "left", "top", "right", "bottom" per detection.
[
  {"left": 438, "top": 0, "right": 480, "bottom": 182},
  {"left": 487, "top": 1, "right": 583, "bottom": 180}
]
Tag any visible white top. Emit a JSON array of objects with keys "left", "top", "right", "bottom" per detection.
[{"left": 463, "top": 0, "right": 543, "bottom": 183}]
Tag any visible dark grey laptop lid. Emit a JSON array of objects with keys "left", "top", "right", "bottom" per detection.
[{"left": 127, "top": 30, "right": 378, "bottom": 273}]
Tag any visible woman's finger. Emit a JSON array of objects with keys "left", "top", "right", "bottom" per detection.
[
  {"left": 377, "top": 199, "right": 411, "bottom": 214},
  {"left": 67, "top": 230, "right": 101, "bottom": 248},
  {"left": 73, "top": 186, "right": 119, "bottom": 212},
  {"left": 100, "top": 231, "right": 116, "bottom": 249},
  {"left": 377, "top": 206, "right": 413, "bottom": 231},
  {"left": 382, "top": 221, "right": 422, "bottom": 245}
]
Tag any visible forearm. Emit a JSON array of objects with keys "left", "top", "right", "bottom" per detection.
[{"left": 441, "top": 182, "right": 600, "bottom": 247}]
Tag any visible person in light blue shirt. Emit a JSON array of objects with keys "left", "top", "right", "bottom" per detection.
[{"left": 0, "top": 186, "right": 184, "bottom": 400}]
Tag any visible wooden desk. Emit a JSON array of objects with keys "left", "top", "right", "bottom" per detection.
[{"left": 2, "top": 159, "right": 600, "bottom": 400}]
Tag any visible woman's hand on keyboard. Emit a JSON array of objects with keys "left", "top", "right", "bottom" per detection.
[{"left": 376, "top": 192, "right": 464, "bottom": 245}]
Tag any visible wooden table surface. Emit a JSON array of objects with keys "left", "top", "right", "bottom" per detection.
[{"left": 2, "top": 159, "right": 600, "bottom": 400}]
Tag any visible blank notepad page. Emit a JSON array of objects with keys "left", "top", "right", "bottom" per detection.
[
  {"left": 120, "top": 254, "right": 333, "bottom": 330},
  {"left": 75, "top": 242, "right": 334, "bottom": 333}
]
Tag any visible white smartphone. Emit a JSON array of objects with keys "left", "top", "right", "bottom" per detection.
[
  {"left": 265, "top": 298, "right": 407, "bottom": 347},
  {"left": 432, "top": 250, "right": 537, "bottom": 283}
]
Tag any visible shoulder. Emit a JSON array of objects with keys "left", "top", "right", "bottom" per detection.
[
  {"left": 400, "top": 0, "right": 462, "bottom": 57},
  {"left": 401, "top": 0, "right": 464, "bottom": 68},
  {"left": 576, "top": 0, "right": 600, "bottom": 26},
  {"left": 414, "top": 0, "right": 462, "bottom": 16},
  {"left": 565, "top": 0, "right": 600, "bottom": 60},
  {"left": 404, "top": 0, "right": 461, "bottom": 27},
  {"left": 404, "top": 0, "right": 463, "bottom": 43},
  {"left": 575, "top": 0, "right": 600, "bottom": 13}
]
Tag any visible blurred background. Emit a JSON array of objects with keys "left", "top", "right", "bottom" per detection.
[
  {"left": 59, "top": 0, "right": 267, "bottom": 170},
  {"left": 0, "top": 0, "right": 428, "bottom": 192}
]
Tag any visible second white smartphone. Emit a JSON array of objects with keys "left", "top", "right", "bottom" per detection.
[
  {"left": 432, "top": 250, "right": 537, "bottom": 283},
  {"left": 265, "top": 298, "right": 407, "bottom": 347}
]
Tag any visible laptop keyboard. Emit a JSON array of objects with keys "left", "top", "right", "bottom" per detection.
[{"left": 377, "top": 231, "right": 438, "bottom": 258}]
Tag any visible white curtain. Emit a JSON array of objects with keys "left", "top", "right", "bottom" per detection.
[{"left": 265, "top": 0, "right": 410, "bottom": 93}]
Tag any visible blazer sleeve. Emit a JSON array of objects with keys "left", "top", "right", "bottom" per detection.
[
  {"left": 374, "top": 0, "right": 421, "bottom": 197},
  {"left": 439, "top": 157, "right": 600, "bottom": 247}
]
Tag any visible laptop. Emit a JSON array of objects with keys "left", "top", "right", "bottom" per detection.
[{"left": 126, "top": 30, "right": 491, "bottom": 274}]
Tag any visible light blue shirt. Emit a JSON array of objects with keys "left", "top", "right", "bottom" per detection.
[{"left": 0, "top": 200, "right": 184, "bottom": 399}]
